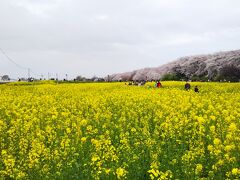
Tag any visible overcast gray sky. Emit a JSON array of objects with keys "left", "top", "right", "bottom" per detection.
[{"left": 1, "top": 0, "right": 240, "bottom": 79}]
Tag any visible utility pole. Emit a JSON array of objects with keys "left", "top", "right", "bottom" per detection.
[{"left": 28, "top": 68, "right": 30, "bottom": 79}]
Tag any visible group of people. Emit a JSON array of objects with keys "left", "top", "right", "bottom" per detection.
[
  {"left": 154, "top": 80, "right": 199, "bottom": 92},
  {"left": 127, "top": 81, "right": 146, "bottom": 86},
  {"left": 185, "top": 82, "right": 199, "bottom": 92},
  {"left": 127, "top": 80, "right": 199, "bottom": 92}
]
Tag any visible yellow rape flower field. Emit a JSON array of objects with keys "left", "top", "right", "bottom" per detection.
[{"left": 0, "top": 81, "right": 239, "bottom": 179}]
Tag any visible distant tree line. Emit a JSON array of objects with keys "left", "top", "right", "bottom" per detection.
[
  {"left": 161, "top": 65, "right": 240, "bottom": 82},
  {"left": 0, "top": 75, "right": 10, "bottom": 81},
  {"left": 74, "top": 75, "right": 105, "bottom": 82}
]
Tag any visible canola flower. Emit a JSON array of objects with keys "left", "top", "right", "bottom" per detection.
[{"left": 0, "top": 81, "right": 239, "bottom": 179}]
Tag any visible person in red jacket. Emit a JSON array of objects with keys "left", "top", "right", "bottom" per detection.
[{"left": 157, "top": 81, "right": 162, "bottom": 88}]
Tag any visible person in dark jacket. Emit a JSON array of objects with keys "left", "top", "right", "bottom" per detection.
[
  {"left": 184, "top": 81, "right": 191, "bottom": 90},
  {"left": 194, "top": 86, "right": 199, "bottom": 93}
]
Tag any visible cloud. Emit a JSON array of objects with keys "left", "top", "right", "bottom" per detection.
[
  {"left": 10, "top": 0, "right": 66, "bottom": 18},
  {"left": 95, "top": 14, "right": 110, "bottom": 21},
  {"left": 1, "top": 0, "right": 240, "bottom": 79}
]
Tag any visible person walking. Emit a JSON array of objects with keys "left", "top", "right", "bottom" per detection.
[
  {"left": 194, "top": 86, "right": 199, "bottom": 93},
  {"left": 157, "top": 81, "right": 162, "bottom": 88},
  {"left": 185, "top": 81, "right": 191, "bottom": 90}
]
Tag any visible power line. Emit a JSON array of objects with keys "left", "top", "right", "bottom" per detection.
[
  {"left": 0, "top": 47, "right": 56, "bottom": 80},
  {"left": 0, "top": 47, "right": 28, "bottom": 70}
]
